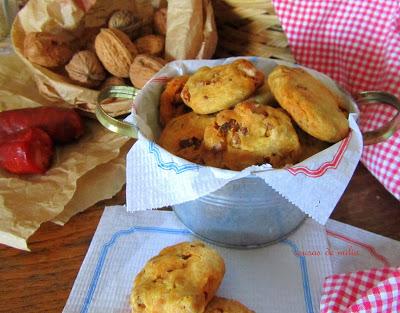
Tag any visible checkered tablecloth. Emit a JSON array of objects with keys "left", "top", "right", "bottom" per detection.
[
  {"left": 320, "top": 267, "right": 400, "bottom": 312},
  {"left": 273, "top": 0, "right": 400, "bottom": 200}
]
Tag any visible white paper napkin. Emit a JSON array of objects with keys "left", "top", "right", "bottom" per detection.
[
  {"left": 125, "top": 57, "right": 363, "bottom": 224},
  {"left": 63, "top": 206, "right": 333, "bottom": 313},
  {"left": 326, "top": 220, "right": 400, "bottom": 273}
]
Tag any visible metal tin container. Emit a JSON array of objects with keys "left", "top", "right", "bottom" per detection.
[
  {"left": 173, "top": 176, "right": 306, "bottom": 249},
  {"left": 96, "top": 78, "right": 400, "bottom": 250}
]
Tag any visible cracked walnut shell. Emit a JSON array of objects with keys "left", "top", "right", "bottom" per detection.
[
  {"left": 95, "top": 28, "right": 138, "bottom": 78},
  {"left": 129, "top": 54, "right": 166, "bottom": 88},
  {"left": 23, "top": 32, "right": 74, "bottom": 68},
  {"left": 65, "top": 50, "right": 106, "bottom": 88}
]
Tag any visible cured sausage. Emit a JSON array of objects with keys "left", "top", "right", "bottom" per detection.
[
  {"left": 0, "top": 107, "right": 84, "bottom": 143},
  {"left": 0, "top": 127, "right": 54, "bottom": 174}
]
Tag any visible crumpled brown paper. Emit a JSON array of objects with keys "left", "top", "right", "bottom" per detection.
[
  {"left": 165, "top": 0, "right": 218, "bottom": 60},
  {"left": 11, "top": 0, "right": 154, "bottom": 116},
  {"left": 0, "top": 53, "right": 131, "bottom": 251}
]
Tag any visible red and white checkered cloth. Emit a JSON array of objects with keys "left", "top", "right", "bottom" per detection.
[
  {"left": 273, "top": 0, "right": 400, "bottom": 200},
  {"left": 320, "top": 267, "right": 400, "bottom": 312}
]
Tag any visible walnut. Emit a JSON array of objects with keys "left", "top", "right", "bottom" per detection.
[
  {"left": 135, "top": 34, "right": 165, "bottom": 56},
  {"left": 101, "top": 76, "right": 126, "bottom": 90},
  {"left": 153, "top": 8, "right": 167, "bottom": 35},
  {"left": 108, "top": 10, "right": 143, "bottom": 39},
  {"left": 94, "top": 28, "right": 138, "bottom": 78},
  {"left": 23, "top": 32, "right": 74, "bottom": 68},
  {"left": 129, "top": 54, "right": 167, "bottom": 88},
  {"left": 65, "top": 50, "right": 106, "bottom": 88}
]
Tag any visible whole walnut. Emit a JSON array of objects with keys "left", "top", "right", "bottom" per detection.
[
  {"left": 108, "top": 10, "right": 143, "bottom": 38},
  {"left": 24, "top": 32, "right": 74, "bottom": 68},
  {"left": 153, "top": 8, "right": 167, "bottom": 35},
  {"left": 129, "top": 54, "right": 167, "bottom": 89},
  {"left": 135, "top": 34, "right": 165, "bottom": 56},
  {"left": 95, "top": 28, "right": 138, "bottom": 78},
  {"left": 65, "top": 50, "right": 106, "bottom": 88}
]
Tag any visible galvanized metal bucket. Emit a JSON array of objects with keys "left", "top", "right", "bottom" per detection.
[
  {"left": 96, "top": 84, "right": 400, "bottom": 249},
  {"left": 173, "top": 175, "right": 306, "bottom": 248}
]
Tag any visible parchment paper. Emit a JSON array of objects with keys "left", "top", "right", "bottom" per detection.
[
  {"left": 0, "top": 53, "right": 131, "bottom": 251},
  {"left": 165, "top": 0, "right": 217, "bottom": 60},
  {"left": 52, "top": 141, "right": 132, "bottom": 225}
]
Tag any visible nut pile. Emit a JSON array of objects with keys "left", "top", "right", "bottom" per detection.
[{"left": 23, "top": 8, "right": 168, "bottom": 90}]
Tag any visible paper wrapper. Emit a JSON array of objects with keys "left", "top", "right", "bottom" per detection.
[
  {"left": 10, "top": 0, "right": 153, "bottom": 116},
  {"left": 0, "top": 53, "right": 131, "bottom": 250},
  {"left": 165, "top": 0, "right": 218, "bottom": 60},
  {"left": 126, "top": 57, "right": 363, "bottom": 225}
]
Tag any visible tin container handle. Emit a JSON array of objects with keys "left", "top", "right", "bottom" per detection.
[
  {"left": 96, "top": 86, "right": 140, "bottom": 138},
  {"left": 355, "top": 91, "right": 400, "bottom": 145}
]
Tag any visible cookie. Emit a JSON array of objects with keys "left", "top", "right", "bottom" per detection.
[
  {"left": 203, "top": 101, "right": 301, "bottom": 170},
  {"left": 131, "top": 241, "right": 225, "bottom": 313},
  {"left": 158, "top": 112, "right": 216, "bottom": 164},
  {"left": 268, "top": 65, "right": 349, "bottom": 143},
  {"left": 205, "top": 297, "right": 255, "bottom": 313},
  {"left": 181, "top": 59, "right": 264, "bottom": 114},
  {"left": 159, "top": 75, "right": 191, "bottom": 127}
]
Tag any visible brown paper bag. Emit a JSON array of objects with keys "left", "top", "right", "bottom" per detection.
[{"left": 165, "top": 0, "right": 218, "bottom": 60}]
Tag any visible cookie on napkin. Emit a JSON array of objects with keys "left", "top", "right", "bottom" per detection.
[{"left": 131, "top": 241, "right": 225, "bottom": 313}]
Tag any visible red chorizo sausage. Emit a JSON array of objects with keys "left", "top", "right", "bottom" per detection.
[
  {"left": 0, "top": 107, "right": 84, "bottom": 143},
  {"left": 0, "top": 127, "right": 54, "bottom": 174}
]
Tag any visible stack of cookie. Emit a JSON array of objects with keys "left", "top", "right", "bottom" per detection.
[
  {"left": 130, "top": 241, "right": 255, "bottom": 313},
  {"left": 157, "top": 59, "right": 349, "bottom": 171}
]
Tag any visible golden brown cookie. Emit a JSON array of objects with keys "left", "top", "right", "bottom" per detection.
[
  {"left": 203, "top": 101, "right": 301, "bottom": 170},
  {"left": 131, "top": 241, "right": 225, "bottom": 313},
  {"left": 268, "top": 65, "right": 349, "bottom": 143},
  {"left": 158, "top": 112, "right": 216, "bottom": 164},
  {"left": 159, "top": 75, "right": 191, "bottom": 127},
  {"left": 205, "top": 297, "right": 255, "bottom": 313},
  {"left": 181, "top": 59, "right": 264, "bottom": 114}
]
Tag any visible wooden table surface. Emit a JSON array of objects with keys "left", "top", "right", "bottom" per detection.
[{"left": 0, "top": 163, "right": 399, "bottom": 313}]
